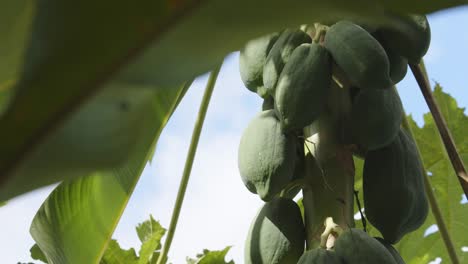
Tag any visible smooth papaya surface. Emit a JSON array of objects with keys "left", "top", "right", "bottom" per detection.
[
  {"left": 239, "top": 33, "right": 280, "bottom": 97},
  {"left": 375, "top": 237, "right": 406, "bottom": 264},
  {"left": 263, "top": 29, "right": 311, "bottom": 94},
  {"left": 274, "top": 43, "right": 332, "bottom": 133},
  {"left": 334, "top": 229, "right": 397, "bottom": 264},
  {"left": 245, "top": 197, "right": 305, "bottom": 264},
  {"left": 238, "top": 110, "right": 297, "bottom": 201},
  {"left": 349, "top": 87, "right": 403, "bottom": 150},
  {"left": 324, "top": 21, "right": 392, "bottom": 90},
  {"left": 363, "top": 129, "right": 429, "bottom": 243},
  {"left": 297, "top": 248, "right": 343, "bottom": 264},
  {"left": 373, "top": 32, "right": 408, "bottom": 84},
  {"left": 378, "top": 15, "right": 431, "bottom": 64}
]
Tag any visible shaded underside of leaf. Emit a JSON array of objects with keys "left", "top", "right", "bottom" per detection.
[
  {"left": 29, "top": 81, "right": 190, "bottom": 264},
  {"left": 0, "top": 0, "right": 201, "bottom": 198},
  {"left": 1, "top": 0, "right": 467, "bottom": 200}
]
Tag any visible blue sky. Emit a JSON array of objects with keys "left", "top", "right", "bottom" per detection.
[{"left": 1, "top": 6, "right": 468, "bottom": 264}]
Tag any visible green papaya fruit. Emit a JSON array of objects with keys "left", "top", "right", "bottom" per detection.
[
  {"left": 324, "top": 21, "right": 392, "bottom": 90},
  {"left": 297, "top": 248, "right": 343, "bottom": 264},
  {"left": 375, "top": 237, "right": 406, "bottom": 264},
  {"left": 334, "top": 228, "right": 397, "bottom": 264},
  {"left": 349, "top": 87, "right": 403, "bottom": 150},
  {"left": 281, "top": 137, "right": 305, "bottom": 199},
  {"left": 274, "top": 42, "right": 332, "bottom": 133},
  {"left": 240, "top": 33, "right": 280, "bottom": 97},
  {"left": 238, "top": 110, "right": 297, "bottom": 201},
  {"left": 263, "top": 29, "right": 312, "bottom": 94},
  {"left": 373, "top": 32, "right": 408, "bottom": 84},
  {"left": 262, "top": 95, "right": 275, "bottom": 111},
  {"left": 245, "top": 197, "right": 305, "bottom": 264},
  {"left": 378, "top": 14, "right": 430, "bottom": 64},
  {"left": 363, "top": 129, "right": 429, "bottom": 243}
]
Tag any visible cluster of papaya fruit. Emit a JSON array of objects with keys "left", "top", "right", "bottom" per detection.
[{"left": 237, "top": 14, "right": 431, "bottom": 264}]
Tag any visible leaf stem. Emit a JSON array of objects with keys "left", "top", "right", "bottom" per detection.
[
  {"left": 410, "top": 63, "right": 468, "bottom": 197},
  {"left": 156, "top": 64, "right": 222, "bottom": 264},
  {"left": 398, "top": 88, "right": 460, "bottom": 264}
]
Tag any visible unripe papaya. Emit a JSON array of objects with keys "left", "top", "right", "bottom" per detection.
[
  {"left": 297, "top": 248, "right": 343, "bottom": 264},
  {"left": 324, "top": 21, "right": 392, "bottom": 90},
  {"left": 375, "top": 237, "right": 406, "bottom": 264},
  {"left": 238, "top": 110, "right": 297, "bottom": 201},
  {"left": 349, "top": 87, "right": 403, "bottom": 150},
  {"left": 240, "top": 33, "right": 280, "bottom": 97},
  {"left": 334, "top": 228, "right": 397, "bottom": 264},
  {"left": 378, "top": 15, "right": 430, "bottom": 64},
  {"left": 275, "top": 43, "right": 332, "bottom": 133},
  {"left": 363, "top": 129, "right": 429, "bottom": 243},
  {"left": 245, "top": 197, "right": 305, "bottom": 264},
  {"left": 373, "top": 32, "right": 408, "bottom": 84},
  {"left": 263, "top": 29, "right": 312, "bottom": 94}
]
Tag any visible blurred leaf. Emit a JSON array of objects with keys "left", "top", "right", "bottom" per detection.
[
  {"left": 186, "top": 246, "right": 234, "bottom": 264},
  {"left": 101, "top": 240, "right": 139, "bottom": 264},
  {"left": 395, "top": 85, "right": 468, "bottom": 263},
  {"left": 29, "top": 82, "right": 190, "bottom": 264},
  {"left": 0, "top": 200, "right": 6, "bottom": 207},
  {"left": 0, "top": 0, "right": 199, "bottom": 199},
  {"left": 1, "top": 0, "right": 467, "bottom": 200},
  {"left": 30, "top": 244, "right": 48, "bottom": 263},
  {"left": 136, "top": 215, "right": 166, "bottom": 264}
]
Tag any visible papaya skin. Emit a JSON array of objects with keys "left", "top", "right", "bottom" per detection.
[
  {"left": 238, "top": 110, "right": 297, "bottom": 201},
  {"left": 274, "top": 42, "right": 332, "bottom": 133},
  {"left": 245, "top": 197, "right": 305, "bottom": 264},
  {"left": 349, "top": 87, "right": 403, "bottom": 151},
  {"left": 239, "top": 32, "right": 280, "bottom": 96},
  {"left": 363, "top": 129, "right": 429, "bottom": 243},
  {"left": 263, "top": 29, "right": 312, "bottom": 95},
  {"left": 334, "top": 228, "right": 397, "bottom": 264},
  {"left": 297, "top": 248, "right": 343, "bottom": 264},
  {"left": 324, "top": 20, "right": 393, "bottom": 90}
]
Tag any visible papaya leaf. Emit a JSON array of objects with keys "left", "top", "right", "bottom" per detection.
[
  {"left": 0, "top": 0, "right": 200, "bottom": 199},
  {"left": 1, "top": 0, "right": 467, "bottom": 200},
  {"left": 100, "top": 240, "right": 139, "bottom": 264},
  {"left": 136, "top": 215, "right": 166, "bottom": 264},
  {"left": 29, "top": 82, "right": 190, "bottom": 264},
  {"left": 30, "top": 244, "right": 48, "bottom": 264},
  {"left": 395, "top": 85, "right": 468, "bottom": 263},
  {"left": 186, "top": 246, "right": 234, "bottom": 264}
]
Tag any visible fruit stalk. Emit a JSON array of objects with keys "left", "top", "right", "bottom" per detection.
[{"left": 156, "top": 64, "right": 222, "bottom": 264}]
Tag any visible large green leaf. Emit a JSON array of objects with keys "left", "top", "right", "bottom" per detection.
[
  {"left": 136, "top": 215, "right": 166, "bottom": 264},
  {"left": 101, "top": 240, "right": 139, "bottom": 264},
  {"left": 354, "top": 85, "right": 468, "bottom": 262},
  {"left": 29, "top": 82, "right": 190, "bottom": 264},
  {"left": 395, "top": 85, "right": 468, "bottom": 263},
  {"left": 1, "top": 0, "right": 467, "bottom": 200}
]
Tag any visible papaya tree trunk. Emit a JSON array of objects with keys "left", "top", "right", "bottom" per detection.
[{"left": 301, "top": 80, "right": 355, "bottom": 249}]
